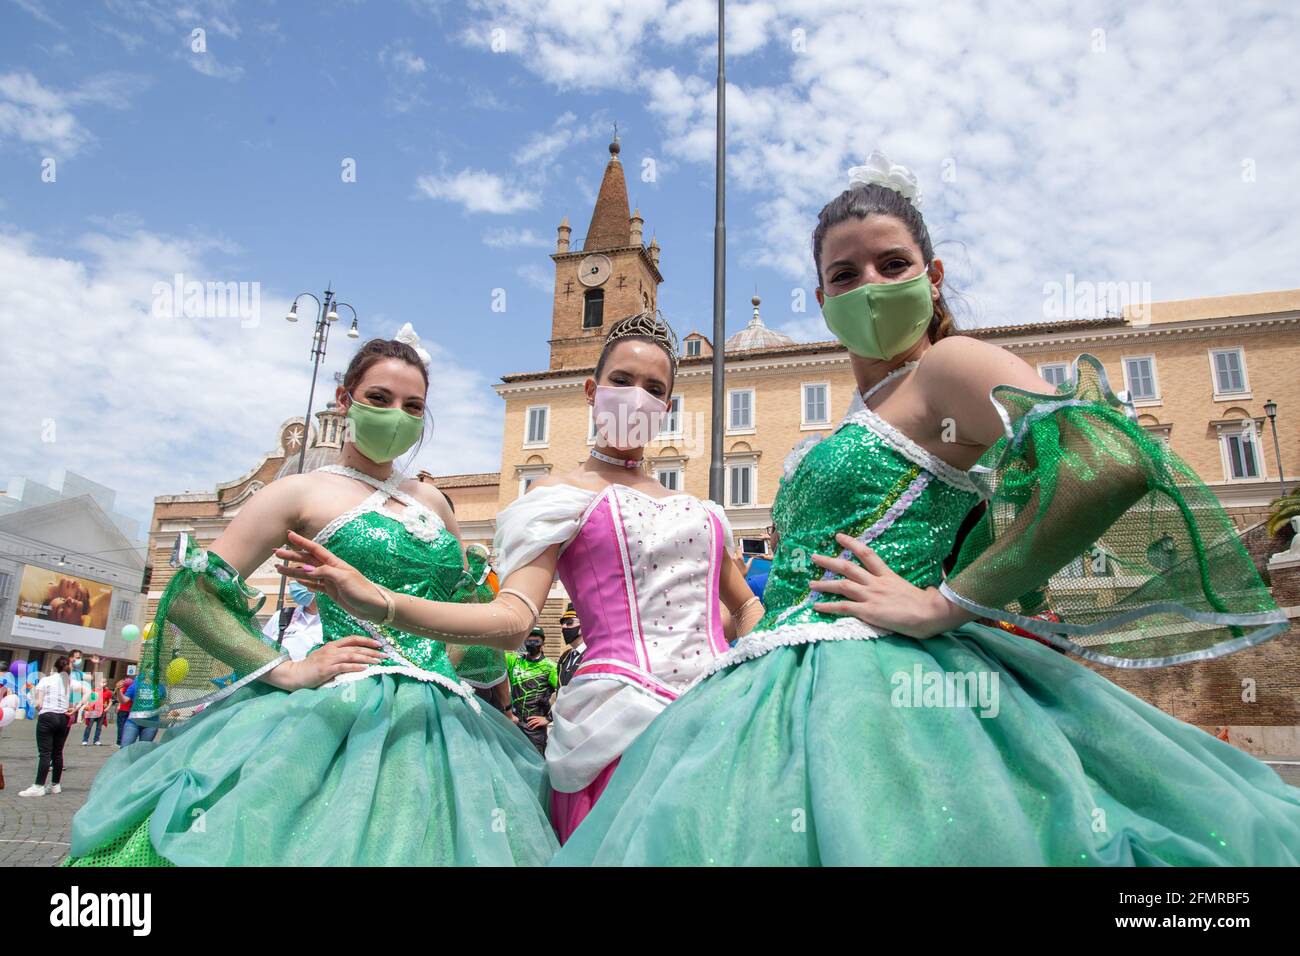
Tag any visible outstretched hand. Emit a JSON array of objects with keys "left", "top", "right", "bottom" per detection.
[
  {"left": 275, "top": 530, "right": 389, "bottom": 624},
  {"left": 809, "top": 533, "right": 971, "bottom": 639}
]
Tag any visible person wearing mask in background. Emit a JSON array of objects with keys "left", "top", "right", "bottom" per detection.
[
  {"left": 505, "top": 627, "right": 558, "bottom": 754},
  {"left": 261, "top": 581, "right": 325, "bottom": 662},
  {"left": 557, "top": 609, "right": 585, "bottom": 688},
  {"left": 20, "top": 656, "right": 78, "bottom": 797}
]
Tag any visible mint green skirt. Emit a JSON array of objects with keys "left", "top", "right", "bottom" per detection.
[
  {"left": 553, "top": 624, "right": 1300, "bottom": 865},
  {"left": 66, "top": 674, "right": 557, "bottom": 866}
]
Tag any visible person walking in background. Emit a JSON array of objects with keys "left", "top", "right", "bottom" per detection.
[
  {"left": 80, "top": 681, "right": 106, "bottom": 746},
  {"left": 505, "top": 628, "right": 558, "bottom": 754},
  {"left": 19, "top": 656, "right": 76, "bottom": 797},
  {"left": 114, "top": 676, "right": 134, "bottom": 747}
]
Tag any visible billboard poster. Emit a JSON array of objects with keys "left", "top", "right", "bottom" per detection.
[{"left": 12, "top": 564, "right": 113, "bottom": 649}]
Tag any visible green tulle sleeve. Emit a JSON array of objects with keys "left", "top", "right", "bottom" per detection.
[
  {"left": 940, "top": 354, "right": 1287, "bottom": 668},
  {"left": 131, "top": 537, "right": 289, "bottom": 725},
  {"left": 449, "top": 544, "right": 508, "bottom": 688}
]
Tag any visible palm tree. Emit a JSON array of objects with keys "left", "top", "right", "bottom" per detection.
[{"left": 1267, "top": 488, "right": 1300, "bottom": 536}]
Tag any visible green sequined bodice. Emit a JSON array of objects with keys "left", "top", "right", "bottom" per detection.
[
  {"left": 315, "top": 509, "right": 468, "bottom": 680},
  {"left": 757, "top": 413, "right": 980, "bottom": 632}
]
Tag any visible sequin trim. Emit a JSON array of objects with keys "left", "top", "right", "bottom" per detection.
[
  {"left": 842, "top": 407, "right": 977, "bottom": 492},
  {"left": 781, "top": 433, "right": 825, "bottom": 481},
  {"left": 939, "top": 582, "right": 1291, "bottom": 669},
  {"left": 314, "top": 465, "right": 447, "bottom": 544},
  {"left": 322, "top": 664, "right": 483, "bottom": 714},
  {"left": 686, "top": 618, "right": 883, "bottom": 688}
]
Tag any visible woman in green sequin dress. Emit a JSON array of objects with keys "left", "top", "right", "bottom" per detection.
[
  {"left": 553, "top": 156, "right": 1300, "bottom": 866},
  {"left": 65, "top": 336, "right": 556, "bottom": 866}
]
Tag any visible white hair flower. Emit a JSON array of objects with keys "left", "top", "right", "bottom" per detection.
[
  {"left": 846, "top": 150, "right": 922, "bottom": 208},
  {"left": 393, "top": 322, "right": 432, "bottom": 366}
]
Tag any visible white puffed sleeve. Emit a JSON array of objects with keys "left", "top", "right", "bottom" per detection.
[
  {"left": 700, "top": 499, "right": 736, "bottom": 550},
  {"left": 492, "top": 484, "right": 597, "bottom": 581}
]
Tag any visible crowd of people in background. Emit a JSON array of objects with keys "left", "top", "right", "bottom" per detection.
[{"left": 0, "top": 649, "right": 158, "bottom": 797}]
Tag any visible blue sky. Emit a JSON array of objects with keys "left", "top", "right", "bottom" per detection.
[{"left": 2, "top": 0, "right": 1298, "bottom": 535}]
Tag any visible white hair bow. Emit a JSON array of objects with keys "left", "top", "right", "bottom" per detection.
[
  {"left": 846, "top": 150, "right": 922, "bottom": 208},
  {"left": 394, "top": 322, "right": 432, "bottom": 366}
]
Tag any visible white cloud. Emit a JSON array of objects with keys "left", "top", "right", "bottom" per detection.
[
  {"left": 459, "top": 0, "right": 1300, "bottom": 328},
  {"left": 380, "top": 44, "right": 428, "bottom": 75},
  {"left": 11, "top": 0, "right": 62, "bottom": 30},
  {"left": 515, "top": 263, "right": 554, "bottom": 294},
  {"left": 0, "top": 226, "right": 502, "bottom": 530},
  {"left": 483, "top": 227, "right": 552, "bottom": 249},
  {"left": 513, "top": 111, "right": 594, "bottom": 167},
  {"left": 0, "top": 70, "right": 144, "bottom": 157},
  {"left": 416, "top": 169, "right": 539, "bottom": 214}
]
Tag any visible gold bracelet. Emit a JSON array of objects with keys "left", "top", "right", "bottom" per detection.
[{"left": 375, "top": 584, "right": 396, "bottom": 625}]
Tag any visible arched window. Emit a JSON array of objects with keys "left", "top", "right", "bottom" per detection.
[{"left": 583, "top": 289, "right": 604, "bottom": 329}]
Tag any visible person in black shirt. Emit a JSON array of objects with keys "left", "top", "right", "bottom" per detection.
[{"left": 557, "top": 608, "right": 585, "bottom": 687}]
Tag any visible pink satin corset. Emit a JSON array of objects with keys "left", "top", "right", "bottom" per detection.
[{"left": 555, "top": 486, "right": 732, "bottom": 702}]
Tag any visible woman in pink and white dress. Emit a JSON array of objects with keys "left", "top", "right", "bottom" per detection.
[{"left": 276, "top": 313, "right": 763, "bottom": 843}]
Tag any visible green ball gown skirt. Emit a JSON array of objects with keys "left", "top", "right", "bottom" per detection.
[{"left": 554, "top": 358, "right": 1300, "bottom": 866}]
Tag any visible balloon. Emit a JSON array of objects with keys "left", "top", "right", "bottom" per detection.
[
  {"left": 164, "top": 657, "right": 190, "bottom": 687},
  {"left": 0, "top": 709, "right": 14, "bottom": 729},
  {"left": 1, "top": 694, "right": 17, "bottom": 710},
  {"left": 142, "top": 622, "right": 156, "bottom": 642},
  {"left": 89, "top": 691, "right": 99, "bottom": 702},
  {"left": 10, "top": 660, "right": 26, "bottom": 679},
  {"left": 121, "top": 624, "right": 141, "bottom": 642}
]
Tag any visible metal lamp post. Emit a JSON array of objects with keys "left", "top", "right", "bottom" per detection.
[
  {"left": 276, "top": 286, "right": 359, "bottom": 613},
  {"left": 708, "top": 0, "right": 727, "bottom": 505},
  {"left": 1264, "top": 399, "right": 1286, "bottom": 497}
]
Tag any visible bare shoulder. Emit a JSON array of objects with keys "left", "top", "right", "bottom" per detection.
[
  {"left": 402, "top": 478, "right": 446, "bottom": 505},
  {"left": 921, "top": 335, "right": 1046, "bottom": 392}
]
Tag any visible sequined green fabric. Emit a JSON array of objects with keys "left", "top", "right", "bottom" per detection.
[
  {"left": 64, "top": 815, "right": 171, "bottom": 868},
  {"left": 757, "top": 420, "right": 978, "bottom": 631},
  {"left": 315, "top": 509, "right": 472, "bottom": 679}
]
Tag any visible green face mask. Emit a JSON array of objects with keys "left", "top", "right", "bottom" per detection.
[
  {"left": 820, "top": 269, "right": 935, "bottom": 360},
  {"left": 345, "top": 397, "right": 424, "bottom": 463}
]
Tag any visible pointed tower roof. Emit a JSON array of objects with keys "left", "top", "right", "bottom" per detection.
[{"left": 583, "top": 138, "right": 632, "bottom": 252}]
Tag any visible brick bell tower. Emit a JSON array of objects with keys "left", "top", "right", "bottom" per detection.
[{"left": 548, "top": 135, "right": 664, "bottom": 370}]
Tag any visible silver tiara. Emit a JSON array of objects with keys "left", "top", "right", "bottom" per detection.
[{"left": 605, "top": 311, "right": 680, "bottom": 366}]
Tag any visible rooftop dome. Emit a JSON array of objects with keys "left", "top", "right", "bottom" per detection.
[{"left": 725, "top": 294, "right": 796, "bottom": 352}]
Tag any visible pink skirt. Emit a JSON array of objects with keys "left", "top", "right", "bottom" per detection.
[{"left": 550, "top": 758, "right": 620, "bottom": 845}]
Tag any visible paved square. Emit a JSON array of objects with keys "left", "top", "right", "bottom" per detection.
[{"left": 0, "top": 717, "right": 121, "bottom": 867}]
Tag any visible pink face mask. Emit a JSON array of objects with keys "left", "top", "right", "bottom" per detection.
[{"left": 592, "top": 385, "right": 668, "bottom": 450}]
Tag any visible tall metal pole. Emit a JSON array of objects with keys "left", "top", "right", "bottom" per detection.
[
  {"left": 274, "top": 288, "right": 332, "bottom": 613},
  {"left": 708, "top": 0, "right": 727, "bottom": 504},
  {"left": 1265, "top": 402, "right": 1286, "bottom": 496}
]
